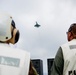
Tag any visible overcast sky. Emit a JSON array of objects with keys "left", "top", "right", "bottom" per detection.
[{"left": 0, "top": 0, "right": 76, "bottom": 75}]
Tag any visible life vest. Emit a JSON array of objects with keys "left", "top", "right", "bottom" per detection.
[
  {"left": 0, "top": 45, "right": 30, "bottom": 75},
  {"left": 61, "top": 39, "right": 76, "bottom": 75}
]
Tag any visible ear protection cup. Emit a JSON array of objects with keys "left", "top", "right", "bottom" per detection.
[
  {"left": 15, "top": 30, "right": 20, "bottom": 43},
  {"left": 11, "top": 20, "right": 20, "bottom": 44}
]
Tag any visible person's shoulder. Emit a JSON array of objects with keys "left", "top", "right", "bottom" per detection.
[{"left": 61, "top": 42, "right": 69, "bottom": 48}]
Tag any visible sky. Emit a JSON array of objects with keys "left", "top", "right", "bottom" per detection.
[{"left": 0, "top": 0, "right": 76, "bottom": 75}]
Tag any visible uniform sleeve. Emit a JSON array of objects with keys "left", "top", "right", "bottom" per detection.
[{"left": 51, "top": 47, "right": 64, "bottom": 75}]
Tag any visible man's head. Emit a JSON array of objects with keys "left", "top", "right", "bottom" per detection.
[
  {"left": 0, "top": 12, "right": 20, "bottom": 44},
  {"left": 67, "top": 23, "right": 76, "bottom": 41}
]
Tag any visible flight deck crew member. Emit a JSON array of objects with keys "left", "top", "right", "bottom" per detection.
[
  {"left": 51, "top": 23, "right": 76, "bottom": 75},
  {"left": 0, "top": 12, "right": 38, "bottom": 75}
]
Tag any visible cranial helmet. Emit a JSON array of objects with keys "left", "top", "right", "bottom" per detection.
[{"left": 0, "top": 12, "right": 20, "bottom": 44}]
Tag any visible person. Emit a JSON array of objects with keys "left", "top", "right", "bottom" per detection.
[
  {"left": 51, "top": 23, "right": 76, "bottom": 75},
  {"left": 29, "top": 60, "right": 39, "bottom": 75},
  {"left": 0, "top": 12, "right": 38, "bottom": 75}
]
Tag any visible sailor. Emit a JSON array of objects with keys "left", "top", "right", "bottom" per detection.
[
  {"left": 0, "top": 12, "right": 38, "bottom": 75},
  {"left": 51, "top": 23, "right": 76, "bottom": 75}
]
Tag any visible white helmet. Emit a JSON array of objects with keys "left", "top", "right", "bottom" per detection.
[{"left": 0, "top": 12, "right": 12, "bottom": 41}]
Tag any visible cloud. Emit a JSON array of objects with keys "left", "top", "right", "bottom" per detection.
[{"left": 0, "top": 0, "right": 76, "bottom": 74}]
